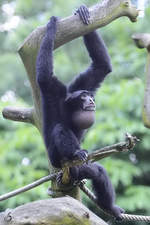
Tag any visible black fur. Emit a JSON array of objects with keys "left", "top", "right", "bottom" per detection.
[{"left": 36, "top": 16, "right": 124, "bottom": 218}]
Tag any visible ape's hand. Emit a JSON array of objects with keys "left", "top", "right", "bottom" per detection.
[
  {"left": 47, "top": 16, "right": 58, "bottom": 39},
  {"left": 73, "top": 149, "right": 88, "bottom": 161},
  {"left": 75, "top": 5, "right": 90, "bottom": 25}
]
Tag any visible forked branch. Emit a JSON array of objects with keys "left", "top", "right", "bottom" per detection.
[
  {"left": 61, "top": 133, "right": 139, "bottom": 184},
  {"left": 2, "top": 0, "right": 139, "bottom": 132}
]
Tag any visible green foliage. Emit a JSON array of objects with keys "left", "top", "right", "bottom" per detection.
[
  {"left": 84, "top": 78, "right": 145, "bottom": 149},
  {"left": 1, "top": 1, "right": 150, "bottom": 224},
  {"left": 0, "top": 100, "right": 49, "bottom": 211},
  {"left": 119, "top": 185, "right": 150, "bottom": 212},
  {"left": 82, "top": 78, "right": 150, "bottom": 218}
]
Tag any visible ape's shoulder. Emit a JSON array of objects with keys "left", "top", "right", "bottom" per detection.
[
  {"left": 52, "top": 123, "right": 80, "bottom": 148},
  {"left": 52, "top": 123, "right": 74, "bottom": 139}
]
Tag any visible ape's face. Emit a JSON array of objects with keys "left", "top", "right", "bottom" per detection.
[
  {"left": 80, "top": 92, "right": 96, "bottom": 112},
  {"left": 65, "top": 90, "right": 96, "bottom": 130}
]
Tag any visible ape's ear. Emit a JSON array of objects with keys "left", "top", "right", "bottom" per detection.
[
  {"left": 64, "top": 93, "right": 73, "bottom": 103},
  {"left": 65, "top": 92, "right": 78, "bottom": 103},
  {"left": 65, "top": 90, "right": 91, "bottom": 103},
  {"left": 65, "top": 91, "right": 81, "bottom": 103}
]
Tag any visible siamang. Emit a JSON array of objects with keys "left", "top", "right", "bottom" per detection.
[{"left": 36, "top": 5, "right": 124, "bottom": 218}]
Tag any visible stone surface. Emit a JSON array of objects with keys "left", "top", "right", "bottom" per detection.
[{"left": 0, "top": 197, "right": 108, "bottom": 225}]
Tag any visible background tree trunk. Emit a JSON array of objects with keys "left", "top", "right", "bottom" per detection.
[{"left": 132, "top": 33, "right": 150, "bottom": 128}]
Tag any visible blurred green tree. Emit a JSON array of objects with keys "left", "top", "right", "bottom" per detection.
[{"left": 0, "top": 1, "right": 150, "bottom": 225}]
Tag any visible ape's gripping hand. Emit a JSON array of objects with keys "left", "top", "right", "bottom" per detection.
[
  {"left": 75, "top": 5, "right": 90, "bottom": 25},
  {"left": 73, "top": 149, "right": 88, "bottom": 162},
  {"left": 47, "top": 16, "right": 58, "bottom": 41}
]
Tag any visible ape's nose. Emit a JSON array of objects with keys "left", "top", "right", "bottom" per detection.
[{"left": 89, "top": 97, "right": 94, "bottom": 104}]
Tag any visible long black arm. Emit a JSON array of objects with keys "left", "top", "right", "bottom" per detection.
[
  {"left": 36, "top": 16, "right": 66, "bottom": 96},
  {"left": 36, "top": 17, "right": 66, "bottom": 147},
  {"left": 68, "top": 31, "right": 112, "bottom": 93}
]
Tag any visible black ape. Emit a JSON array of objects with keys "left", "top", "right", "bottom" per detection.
[{"left": 36, "top": 6, "right": 124, "bottom": 218}]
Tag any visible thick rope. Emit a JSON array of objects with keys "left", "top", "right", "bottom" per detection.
[
  {"left": 0, "top": 173, "right": 57, "bottom": 201},
  {"left": 119, "top": 214, "right": 150, "bottom": 222},
  {"left": 79, "top": 181, "right": 150, "bottom": 222}
]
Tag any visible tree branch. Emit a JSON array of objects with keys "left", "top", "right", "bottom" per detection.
[
  {"left": 61, "top": 133, "right": 139, "bottom": 184},
  {"left": 132, "top": 33, "right": 150, "bottom": 49},
  {"left": 2, "top": 0, "right": 139, "bottom": 130},
  {"left": 132, "top": 33, "right": 150, "bottom": 128},
  {"left": 62, "top": 133, "right": 139, "bottom": 169},
  {"left": 2, "top": 107, "right": 35, "bottom": 125}
]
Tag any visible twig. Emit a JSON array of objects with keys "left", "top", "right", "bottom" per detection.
[
  {"left": 63, "top": 133, "right": 139, "bottom": 168},
  {"left": 2, "top": 107, "right": 35, "bottom": 125}
]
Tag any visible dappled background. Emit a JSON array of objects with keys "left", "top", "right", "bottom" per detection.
[{"left": 0, "top": 0, "right": 150, "bottom": 224}]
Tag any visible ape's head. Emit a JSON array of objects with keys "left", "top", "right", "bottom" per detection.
[{"left": 64, "top": 90, "right": 96, "bottom": 130}]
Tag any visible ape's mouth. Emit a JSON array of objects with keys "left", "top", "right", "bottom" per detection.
[{"left": 84, "top": 105, "right": 96, "bottom": 111}]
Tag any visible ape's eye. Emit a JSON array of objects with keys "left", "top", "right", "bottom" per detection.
[
  {"left": 92, "top": 97, "right": 95, "bottom": 102},
  {"left": 81, "top": 93, "right": 88, "bottom": 99}
]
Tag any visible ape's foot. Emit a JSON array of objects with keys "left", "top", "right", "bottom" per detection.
[
  {"left": 56, "top": 170, "right": 79, "bottom": 187},
  {"left": 56, "top": 171, "right": 63, "bottom": 186},
  {"left": 109, "top": 205, "right": 125, "bottom": 220}
]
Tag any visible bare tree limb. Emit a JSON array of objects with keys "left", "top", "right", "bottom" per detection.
[
  {"left": 132, "top": 33, "right": 150, "bottom": 49},
  {"left": 132, "top": 33, "right": 150, "bottom": 128},
  {"left": 2, "top": 0, "right": 139, "bottom": 131},
  {"left": 2, "top": 107, "right": 35, "bottom": 125},
  {"left": 62, "top": 133, "right": 139, "bottom": 169}
]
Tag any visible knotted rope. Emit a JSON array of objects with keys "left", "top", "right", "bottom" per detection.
[{"left": 79, "top": 181, "right": 150, "bottom": 222}]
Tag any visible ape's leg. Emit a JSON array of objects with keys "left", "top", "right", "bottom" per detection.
[{"left": 70, "top": 162, "right": 124, "bottom": 218}]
